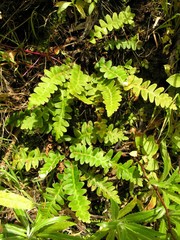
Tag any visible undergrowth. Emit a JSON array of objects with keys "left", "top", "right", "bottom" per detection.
[{"left": 0, "top": 0, "right": 179, "bottom": 239}]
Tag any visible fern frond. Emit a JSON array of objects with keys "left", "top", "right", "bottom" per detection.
[
  {"left": 95, "top": 57, "right": 127, "bottom": 84},
  {"left": 104, "top": 35, "right": 142, "bottom": 51},
  {"left": 39, "top": 151, "right": 65, "bottom": 179},
  {"left": 62, "top": 161, "right": 90, "bottom": 223},
  {"left": 28, "top": 65, "right": 70, "bottom": 109},
  {"left": 68, "top": 64, "right": 96, "bottom": 104},
  {"left": 124, "top": 76, "right": 177, "bottom": 110},
  {"left": 104, "top": 124, "right": 128, "bottom": 145},
  {"left": 70, "top": 144, "right": 112, "bottom": 172},
  {"left": 90, "top": 6, "right": 135, "bottom": 43},
  {"left": 94, "top": 119, "right": 108, "bottom": 143},
  {"left": 69, "top": 64, "right": 89, "bottom": 95},
  {"left": 86, "top": 173, "right": 121, "bottom": 204},
  {"left": 52, "top": 90, "right": 72, "bottom": 140},
  {"left": 114, "top": 160, "right": 142, "bottom": 186},
  {"left": 21, "top": 106, "right": 51, "bottom": 133},
  {"left": 73, "top": 121, "right": 94, "bottom": 145},
  {"left": 40, "top": 182, "right": 64, "bottom": 217},
  {"left": 99, "top": 80, "right": 122, "bottom": 117},
  {"left": 12, "top": 147, "right": 44, "bottom": 171}
]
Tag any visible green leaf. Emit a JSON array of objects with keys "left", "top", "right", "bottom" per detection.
[
  {"left": 63, "top": 161, "right": 91, "bottom": 222},
  {"left": 88, "top": 2, "right": 95, "bottom": 15},
  {"left": 52, "top": 91, "right": 72, "bottom": 140},
  {"left": 123, "top": 207, "right": 165, "bottom": 223},
  {"left": 160, "top": 140, "right": 172, "bottom": 181},
  {"left": 69, "top": 64, "right": 89, "bottom": 95},
  {"left": 55, "top": 1, "right": 72, "bottom": 15},
  {"left": 115, "top": 160, "right": 141, "bottom": 185},
  {"left": 30, "top": 215, "right": 72, "bottom": 236},
  {"left": 118, "top": 197, "right": 137, "bottom": 219},
  {"left": 124, "top": 76, "right": 177, "bottom": 110},
  {"left": 12, "top": 147, "right": 44, "bottom": 171},
  {"left": 99, "top": 80, "right": 122, "bottom": 117},
  {"left": 1, "top": 224, "right": 27, "bottom": 238},
  {"left": 166, "top": 73, "right": 180, "bottom": 88},
  {"left": 14, "top": 209, "right": 30, "bottom": 228},
  {"left": 73, "top": 121, "right": 94, "bottom": 145},
  {"left": 166, "top": 191, "right": 180, "bottom": 204},
  {"left": 70, "top": 144, "right": 112, "bottom": 172},
  {"left": 110, "top": 199, "right": 119, "bottom": 220},
  {"left": 28, "top": 65, "right": 70, "bottom": 109},
  {"left": 104, "top": 124, "right": 128, "bottom": 145},
  {"left": 39, "top": 151, "right": 65, "bottom": 179},
  {"left": 87, "top": 230, "right": 109, "bottom": 240},
  {"left": 90, "top": 7, "right": 135, "bottom": 43},
  {"left": 38, "top": 219, "right": 75, "bottom": 233},
  {"left": 40, "top": 183, "right": 64, "bottom": 217},
  {"left": 123, "top": 222, "right": 164, "bottom": 239},
  {"left": 75, "top": 0, "right": 86, "bottom": 18},
  {"left": 142, "top": 135, "right": 158, "bottom": 156},
  {"left": 87, "top": 175, "right": 121, "bottom": 204},
  {"left": 0, "top": 191, "right": 34, "bottom": 210}
]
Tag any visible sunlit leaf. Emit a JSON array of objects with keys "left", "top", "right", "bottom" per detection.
[
  {"left": 166, "top": 73, "right": 180, "bottom": 88},
  {"left": 0, "top": 191, "right": 34, "bottom": 210}
]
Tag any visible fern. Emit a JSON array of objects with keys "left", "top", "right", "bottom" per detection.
[
  {"left": 90, "top": 6, "right": 135, "bottom": 43},
  {"left": 68, "top": 63, "right": 96, "bottom": 104},
  {"left": 68, "top": 64, "right": 90, "bottom": 96},
  {"left": 95, "top": 57, "right": 127, "bottom": 84},
  {"left": 62, "top": 161, "right": 91, "bottom": 223},
  {"left": 87, "top": 173, "right": 121, "bottom": 204},
  {"left": 21, "top": 106, "right": 51, "bottom": 133},
  {"left": 104, "top": 124, "right": 128, "bottom": 145},
  {"left": 51, "top": 90, "right": 72, "bottom": 141},
  {"left": 28, "top": 65, "right": 70, "bottom": 109},
  {"left": 40, "top": 182, "right": 64, "bottom": 217},
  {"left": 73, "top": 121, "right": 94, "bottom": 145},
  {"left": 39, "top": 151, "right": 65, "bottom": 179},
  {"left": 98, "top": 80, "right": 122, "bottom": 117},
  {"left": 12, "top": 147, "right": 45, "bottom": 171},
  {"left": 94, "top": 118, "right": 108, "bottom": 143},
  {"left": 114, "top": 160, "right": 142, "bottom": 186},
  {"left": 124, "top": 75, "right": 177, "bottom": 110},
  {"left": 72, "top": 121, "right": 127, "bottom": 146},
  {"left": 70, "top": 144, "right": 112, "bottom": 172},
  {"left": 104, "top": 35, "right": 142, "bottom": 51}
]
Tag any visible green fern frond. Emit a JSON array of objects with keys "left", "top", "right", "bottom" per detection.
[
  {"left": 104, "top": 35, "right": 142, "bottom": 51},
  {"left": 87, "top": 173, "right": 121, "bottom": 204},
  {"left": 21, "top": 107, "right": 51, "bottom": 133},
  {"left": 69, "top": 64, "right": 90, "bottom": 95},
  {"left": 114, "top": 160, "right": 142, "bottom": 185},
  {"left": 94, "top": 119, "right": 108, "bottom": 143},
  {"left": 73, "top": 121, "right": 94, "bottom": 145},
  {"left": 124, "top": 75, "right": 177, "bottom": 110},
  {"left": 62, "top": 161, "right": 90, "bottom": 223},
  {"left": 104, "top": 124, "right": 128, "bottom": 145},
  {"left": 39, "top": 151, "right": 65, "bottom": 179},
  {"left": 99, "top": 80, "right": 122, "bottom": 117},
  {"left": 70, "top": 144, "right": 112, "bottom": 172},
  {"left": 68, "top": 64, "right": 95, "bottom": 104},
  {"left": 52, "top": 90, "right": 72, "bottom": 140},
  {"left": 90, "top": 6, "right": 135, "bottom": 43},
  {"left": 95, "top": 57, "right": 127, "bottom": 84},
  {"left": 40, "top": 183, "right": 64, "bottom": 217},
  {"left": 12, "top": 147, "right": 44, "bottom": 171},
  {"left": 28, "top": 65, "right": 70, "bottom": 109}
]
